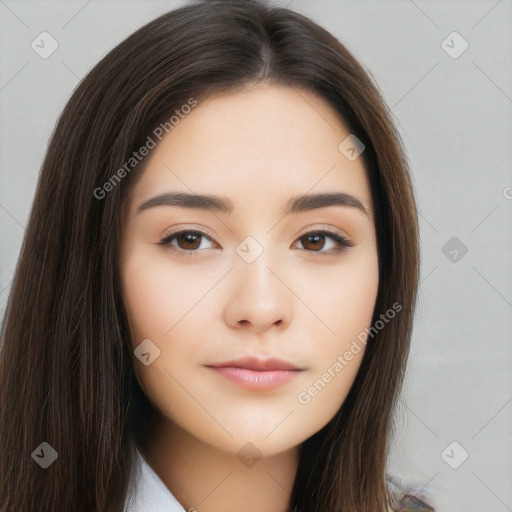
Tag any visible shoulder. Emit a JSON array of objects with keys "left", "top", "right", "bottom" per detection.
[
  {"left": 391, "top": 494, "right": 435, "bottom": 511},
  {"left": 386, "top": 474, "right": 436, "bottom": 511}
]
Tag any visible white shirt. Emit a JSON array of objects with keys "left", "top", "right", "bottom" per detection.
[
  {"left": 123, "top": 449, "right": 440, "bottom": 512},
  {"left": 124, "top": 448, "right": 186, "bottom": 512}
]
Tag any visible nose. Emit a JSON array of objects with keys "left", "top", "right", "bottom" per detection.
[{"left": 224, "top": 254, "right": 293, "bottom": 333}]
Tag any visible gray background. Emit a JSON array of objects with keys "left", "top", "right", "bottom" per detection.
[{"left": 1, "top": 1, "right": 511, "bottom": 510}]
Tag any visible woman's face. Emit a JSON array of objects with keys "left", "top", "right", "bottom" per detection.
[{"left": 119, "top": 83, "right": 379, "bottom": 458}]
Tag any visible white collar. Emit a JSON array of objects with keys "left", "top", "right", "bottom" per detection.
[
  {"left": 123, "top": 449, "right": 425, "bottom": 512},
  {"left": 124, "top": 448, "right": 187, "bottom": 512}
]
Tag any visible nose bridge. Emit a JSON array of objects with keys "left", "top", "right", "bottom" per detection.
[
  {"left": 237, "top": 238, "right": 282, "bottom": 301},
  {"left": 226, "top": 236, "right": 292, "bottom": 331},
  {"left": 235, "top": 231, "right": 276, "bottom": 281}
]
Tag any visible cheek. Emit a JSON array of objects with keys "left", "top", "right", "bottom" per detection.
[
  {"left": 119, "top": 243, "right": 213, "bottom": 395},
  {"left": 120, "top": 245, "right": 212, "bottom": 345},
  {"left": 293, "top": 246, "right": 379, "bottom": 346},
  {"left": 295, "top": 249, "right": 378, "bottom": 418},
  {"left": 119, "top": 248, "right": 208, "bottom": 425},
  {"left": 333, "top": 256, "right": 379, "bottom": 339}
]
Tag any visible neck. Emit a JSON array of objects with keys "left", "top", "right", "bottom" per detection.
[{"left": 142, "top": 419, "right": 299, "bottom": 512}]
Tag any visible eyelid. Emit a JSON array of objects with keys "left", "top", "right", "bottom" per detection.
[
  {"left": 297, "top": 224, "right": 352, "bottom": 242},
  {"left": 159, "top": 224, "right": 217, "bottom": 243}
]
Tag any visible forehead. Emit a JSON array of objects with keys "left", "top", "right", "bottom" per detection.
[{"left": 127, "top": 84, "right": 373, "bottom": 219}]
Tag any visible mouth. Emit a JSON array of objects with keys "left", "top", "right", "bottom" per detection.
[{"left": 205, "top": 356, "right": 304, "bottom": 391}]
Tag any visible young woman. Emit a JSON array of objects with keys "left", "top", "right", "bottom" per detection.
[{"left": 0, "top": 1, "right": 434, "bottom": 510}]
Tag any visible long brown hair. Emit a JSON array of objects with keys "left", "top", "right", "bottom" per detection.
[{"left": 0, "top": 1, "right": 420, "bottom": 510}]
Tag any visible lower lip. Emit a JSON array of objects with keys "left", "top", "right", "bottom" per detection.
[{"left": 207, "top": 366, "right": 302, "bottom": 390}]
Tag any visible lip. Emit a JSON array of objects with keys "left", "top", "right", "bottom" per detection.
[
  {"left": 206, "top": 357, "right": 304, "bottom": 391},
  {"left": 209, "top": 356, "right": 301, "bottom": 371}
]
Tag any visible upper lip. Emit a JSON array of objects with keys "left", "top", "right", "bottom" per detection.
[{"left": 207, "top": 356, "right": 301, "bottom": 371}]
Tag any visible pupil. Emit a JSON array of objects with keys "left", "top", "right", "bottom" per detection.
[
  {"left": 180, "top": 233, "right": 200, "bottom": 249},
  {"left": 306, "top": 234, "right": 324, "bottom": 251}
]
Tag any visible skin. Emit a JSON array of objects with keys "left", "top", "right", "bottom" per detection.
[{"left": 118, "top": 83, "right": 379, "bottom": 512}]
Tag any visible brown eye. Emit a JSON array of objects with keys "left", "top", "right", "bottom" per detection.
[
  {"left": 300, "top": 233, "right": 327, "bottom": 251},
  {"left": 158, "top": 230, "right": 215, "bottom": 256},
  {"left": 175, "top": 232, "right": 202, "bottom": 250},
  {"left": 295, "top": 230, "right": 353, "bottom": 255}
]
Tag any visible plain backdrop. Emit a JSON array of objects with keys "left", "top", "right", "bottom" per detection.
[{"left": 1, "top": 1, "right": 511, "bottom": 510}]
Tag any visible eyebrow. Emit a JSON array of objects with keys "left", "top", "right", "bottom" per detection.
[{"left": 136, "top": 191, "right": 369, "bottom": 217}]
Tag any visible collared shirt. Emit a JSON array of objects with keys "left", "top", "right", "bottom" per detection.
[
  {"left": 124, "top": 448, "right": 186, "bottom": 512},
  {"left": 123, "top": 448, "right": 437, "bottom": 511}
]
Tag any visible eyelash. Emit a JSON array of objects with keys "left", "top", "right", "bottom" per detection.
[{"left": 158, "top": 229, "right": 354, "bottom": 257}]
